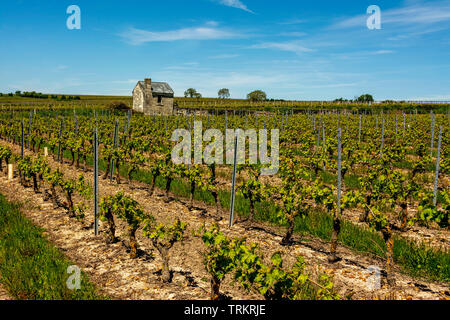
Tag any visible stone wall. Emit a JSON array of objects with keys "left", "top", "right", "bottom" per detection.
[
  {"left": 132, "top": 87, "right": 144, "bottom": 113},
  {"left": 173, "top": 106, "right": 209, "bottom": 116},
  {"left": 133, "top": 82, "right": 174, "bottom": 116},
  {"left": 144, "top": 97, "right": 174, "bottom": 115}
]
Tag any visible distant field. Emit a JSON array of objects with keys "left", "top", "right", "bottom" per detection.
[{"left": 0, "top": 94, "right": 449, "bottom": 113}]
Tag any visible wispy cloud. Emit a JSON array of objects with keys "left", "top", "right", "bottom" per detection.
[
  {"left": 209, "top": 53, "right": 240, "bottom": 59},
  {"left": 279, "top": 32, "right": 307, "bottom": 37},
  {"left": 51, "top": 65, "right": 69, "bottom": 72},
  {"left": 387, "top": 27, "right": 447, "bottom": 41},
  {"left": 215, "top": 0, "right": 254, "bottom": 13},
  {"left": 408, "top": 94, "right": 450, "bottom": 101},
  {"left": 279, "top": 19, "right": 307, "bottom": 25},
  {"left": 111, "top": 79, "right": 140, "bottom": 85},
  {"left": 119, "top": 25, "right": 240, "bottom": 45},
  {"left": 205, "top": 21, "right": 220, "bottom": 27},
  {"left": 372, "top": 50, "right": 395, "bottom": 55},
  {"left": 301, "top": 83, "right": 358, "bottom": 89},
  {"left": 249, "top": 41, "right": 314, "bottom": 55},
  {"left": 333, "top": 1, "right": 450, "bottom": 29}
]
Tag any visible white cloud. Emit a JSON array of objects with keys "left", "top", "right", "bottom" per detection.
[
  {"left": 152, "top": 65, "right": 367, "bottom": 99},
  {"left": 408, "top": 94, "right": 450, "bottom": 101},
  {"left": 119, "top": 25, "right": 239, "bottom": 45},
  {"left": 333, "top": 1, "right": 450, "bottom": 28},
  {"left": 279, "top": 32, "right": 307, "bottom": 37},
  {"left": 216, "top": 0, "right": 254, "bottom": 13},
  {"left": 279, "top": 19, "right": 307, "bottom": 25},
  {"left": 387, "top": 27, "right": 447, "bottom": 41},
  {"left": 372, "top": 50, "right": 395, "bottom": 55},
  {"left": 205, "top": 21, "right": 219, "bottom": 27},
  {"left": 209, "top": 53, "right": 240, "bottom": 59},
  {"left": 111, "top": 79, "right": 139, "bottom": 84},
  {"left": 249, "top": 41, "right": 314, "bottom": 55},
  {"left": 301, "top": 83, "right": 358, "bottom": 89}
]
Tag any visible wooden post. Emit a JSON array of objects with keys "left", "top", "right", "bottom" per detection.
[{"left": 8, "top": 164, "right": 13, "bottom": 181}]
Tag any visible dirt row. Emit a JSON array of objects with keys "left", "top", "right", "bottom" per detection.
[
  {"left": 0, "top": 140, "right": 448, "bottom": 300},
  {"left": 0, "top": 278, "right": 10, "bottom": 300},
  {"left": 123, "top": 142, "right": 450, "bottom": 250}
]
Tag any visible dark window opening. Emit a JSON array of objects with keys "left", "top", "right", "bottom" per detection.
[{"left": 157, "top": 95, "right": 162, "bottom": 103}]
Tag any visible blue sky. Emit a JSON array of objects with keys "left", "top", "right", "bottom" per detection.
[{"left": 0, "top": 0, "right": 449, "bottom": 100}]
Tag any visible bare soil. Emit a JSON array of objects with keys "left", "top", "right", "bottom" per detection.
[
  {"left": 0, "top": 140, "right": 448, "bottom": 300},
  {"left": 0, "top": 278, "right": 10, "bottom": 300}
]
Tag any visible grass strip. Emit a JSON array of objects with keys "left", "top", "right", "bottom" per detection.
[{"left": 0, "top": 193, "right": 105, "bottom": 300}]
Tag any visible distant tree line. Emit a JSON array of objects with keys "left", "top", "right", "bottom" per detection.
[
  {"left": 181, "top": 89, "right": 394, "bottom": 104},
  {"left": 184, "top": 88, "right": 271, "bottom": 102},
  {"left": 335, "top": 94, "right": 374, "bottom": 103},
  {"left": 0, "top": 91, "right": 81, "bottom": 101},
  {"left": 52, "top": 94, "right": 81, "bottom": 101}
]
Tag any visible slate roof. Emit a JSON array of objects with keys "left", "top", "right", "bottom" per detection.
[{"left": 138, "top": 81, "right": 174, "bottom": 96}]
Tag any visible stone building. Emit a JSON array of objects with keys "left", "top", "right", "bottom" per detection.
[{"left": 132, "top": 78, "right": 174, "bottom": 115}]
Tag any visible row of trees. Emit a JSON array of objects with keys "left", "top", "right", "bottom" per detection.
[
  {"left": 186, "top": 90, "right": 376, "bottom": 103},
  {"left": 0, "top": 91, "right": 81, "bottom": 101},
  {"left": 335, "top": 94, "right": 374, "bottom": 103},
  {"left": 184, "top": 88, "right": 268, "bottom": 101}
]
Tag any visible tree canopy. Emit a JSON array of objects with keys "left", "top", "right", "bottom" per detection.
[
  {"left": 356, "top": 94, "right": 374, "bottom": 103},
  {"left": 218, "top": 88, "right": 230, "bottom": 99},
  {"left": 247, "top": 90, "right": 267, "bottom": 102},
  {"left": 184, "top": 88, "right": 202, "bottom": 98}
]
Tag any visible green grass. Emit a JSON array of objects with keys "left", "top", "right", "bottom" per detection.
[{"left": 0, "top": 194, "right": 105, "bottom": 300}]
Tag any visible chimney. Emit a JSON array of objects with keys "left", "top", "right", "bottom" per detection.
[{"left": 145, "top": 78, "right": 152, "bottom": 88}]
